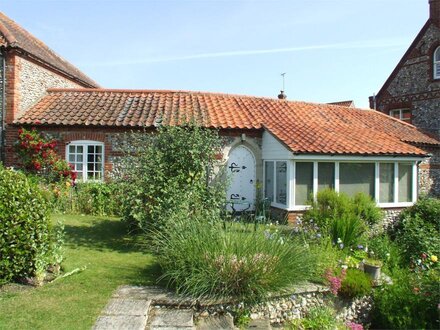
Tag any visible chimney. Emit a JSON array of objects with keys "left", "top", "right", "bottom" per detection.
[
  {"left": 430, "top": 0, "right": 440, "bottom": 22},
  {"left": 278, "top": 90, "right": 287, "bottom": 100}
]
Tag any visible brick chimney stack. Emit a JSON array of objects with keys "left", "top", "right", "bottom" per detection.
[{"left": 430, "top": 0, "right": 440, "bottom": 22}]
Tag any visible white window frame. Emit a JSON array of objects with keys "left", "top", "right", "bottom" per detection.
[
  {"left": 66, "top": 140, "right": 105, "bottom": 182},
  {"left": 389, "top": 108, "right": 411, "bottom": 123},
  {"left": 434, "top": 46, "right": 440, "bottom": 80},
  {"left": 263, "top": 156, "right": 420, "bottom": 211},
  {"left": 263, "top": 160, "right": 290, "bottom": 209}
]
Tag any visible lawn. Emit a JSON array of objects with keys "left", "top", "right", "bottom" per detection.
[{"left": 0, "top": 214, "right": 158, "bottom": 330}]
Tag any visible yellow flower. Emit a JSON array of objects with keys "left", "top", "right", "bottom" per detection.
[
  {"left": 66, "top": 181, "right": 71, "bottom": 188},
  {"left": 431, "top": 255, "right": 438, "bottom": 263}
]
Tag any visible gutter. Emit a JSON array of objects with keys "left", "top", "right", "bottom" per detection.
[{"left": 0, "top": 48, "right": 5, "bottom": 163}]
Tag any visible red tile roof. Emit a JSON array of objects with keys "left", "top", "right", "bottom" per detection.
[
  {"left": 16, "top": 89, "right": 440, "bottom": 156},
  {"left": 327, "top": 100, "right": 355, "bottom": 107},
  {"left": 0, "top": 12, "right": 98, "bottom": 88}
]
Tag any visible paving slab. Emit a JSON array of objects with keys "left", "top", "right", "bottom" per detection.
[
  {"left": 196, "top": 314, "right": 235, "bottom": 330},
  {"left": 93, "top": 315, "right": 147, "bottom": 330},
  {"left": 150, "top": 309, "right": 194, "bottom": 327},
  {"left": 102, "top": 298, "right": 150, "bottom": 316},
  {"left": 246, "top": 319, "right": 272, "bottom": 330}
]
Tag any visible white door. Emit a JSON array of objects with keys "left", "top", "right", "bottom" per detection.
[{"left": 226, "top": 145, "right": 256, "bottom": 212}]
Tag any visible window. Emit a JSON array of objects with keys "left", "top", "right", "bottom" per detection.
[
  {"left": 379, "top": 163, "right": 394, "bottom": 203},
  {"left": 318, "top": 162, "right": 335, "bottom": 191},
  {"left": 264, "top": 162, "right": 274, "bottom": 202},
  {"left": 265, "top": 161, "right": 288, "bottom": 206},
  {"left": 276, "top": 162, "right": 287, "bottom": 205},
  {"left": 434, "top": 46, "right": 440, "bottom": 79},
  {"left": 295, "top": 162, "right": 313, "bottom": 205},
  {"left": 398, "top": 163, "right": 413, "bottom": 202},
  {"left": 67, "top": 141, "right": 104, "bottom": 181},
  {"left": 389, "top": 109, "right": 411, "bottom": 123},
  {"left": 339, "top": 163, "right": 375, "bottom": 198}
]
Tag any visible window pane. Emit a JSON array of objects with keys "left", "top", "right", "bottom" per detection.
[
  {"left": 276, "top": 162, "right": 287, "bottom": 205},
  {"left": 340, "top": 163, "right": 375, "bottom": 198},
  {"left": 435, "top": 47, "right": 440, "bottom": 61},
  {"left": 295, "top": 162, "right": 313, "bottom": 205},
  {"left": 77, "top": 146, "right": 83, "bottom": 153},
  {"left": 69, "top": 155, "right": 75, "bottom": 162},
  {"left": 265, "top": 162, "right": 274, "bottom": 202},
  {"left": 379, "top": 163, "right": 394, "bottom": 203},
  {"left": 88, "top": 145, "right": 94, "bottom": 153},
  {"left": 318, "top": 162, "right": 334, "bottom": 191},
  {"left": 390, "top": 110, "right": 400, "bottom": 118},
  {"left": 69, "top": 145, "right": 75, "bottom": 153},
  {"left": 398, "top": 164, "right": 413, "bottom": 202}
]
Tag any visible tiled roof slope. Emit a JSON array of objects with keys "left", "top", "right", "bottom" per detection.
[
  {"left": 327, "top": 100, "right": 355, "bottom": 107},
  {"left": 0, "top": 12, "right": 98, "bottom": 88},
  {"left": 16, "top": 89, "right": 440, "bottom": 156}
]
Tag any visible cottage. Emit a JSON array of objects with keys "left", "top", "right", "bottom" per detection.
[
  {"left": 0, "top": 10, "right": 438, "bottom": 222},
  {"left": 370, "top": 0, "right": 440, "bottom": 196}
]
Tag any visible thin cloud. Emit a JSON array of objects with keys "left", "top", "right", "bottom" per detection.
[{"left": 83, "top": 38, "right": 407, "bottom": 67}]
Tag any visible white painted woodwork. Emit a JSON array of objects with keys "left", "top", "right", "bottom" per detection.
[{"left": 226, "top": 145, "right": 256, "bottom": 211}]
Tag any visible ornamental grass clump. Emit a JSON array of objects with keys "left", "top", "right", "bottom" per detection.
[{"left": 152, "top": 209, "right": 316, "bottom": 302}]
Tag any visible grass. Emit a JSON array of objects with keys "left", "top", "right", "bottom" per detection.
[{"left": 0, "top": 214, "right": 158, "bottom": 330}]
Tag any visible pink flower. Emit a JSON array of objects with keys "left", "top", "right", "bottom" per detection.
[{"left": 346, "top": 322, "right": 364, "bottom": 330}]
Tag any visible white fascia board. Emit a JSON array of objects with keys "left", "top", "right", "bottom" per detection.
[{"left": 291, "top": 154, "right": 425, "bottom": 162}]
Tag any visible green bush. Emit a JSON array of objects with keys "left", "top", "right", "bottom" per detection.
[
  {"left": 72, "top": 182, "right": 121, "bottom": 216},
  {"left": 393, "top": 198, "right": 440, "bottom": 266},
  {"left": 0, "top": 166, "right": 55, "bottom": 283},
  {"left": 371, "top": 268, "right": 439, "bottom": 329},
  {"left": 339, "top": 268, "right": 372, "bottom": 299},
  {"left": 152, "top": 207, "right": 316, "bottom": 302},
  {"left": 303, "top": 190, "right": 380, "bottom": 249},
  {"left": 352, "top": 193, "right": 383, "bottom": 226},
  {"left": 368, "top": 234, "right": 402, "bottom": 272},
  {"left": 400, "top": 196, "right": 440, "bottom": 228},
  {"left": 299, "top": 306, "right": 344, "bottom": 330},
  {"left": 303, "top": 189, "right": 352, "bottom": 231},
  {"left": 115, "top": 125, "right": 225, "bottom": 230},
  {"left": 329, "top": 213, "right": 366, "bottom": 250}
]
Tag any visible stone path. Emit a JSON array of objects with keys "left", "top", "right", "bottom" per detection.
[{"left": 93, "top": 286, "right": 273, "bottom": 330}]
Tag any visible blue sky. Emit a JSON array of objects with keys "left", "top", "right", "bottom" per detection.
[{"left": 2, "top": 0, "right": 429, "bottom": 108}]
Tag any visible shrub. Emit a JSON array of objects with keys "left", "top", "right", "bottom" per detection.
[
  {"left": 15, "top": 127, "right": 76, "bottom": 182},
  {"left": 352, "top": 193, "right": 383, "bottom": 227},
  {"left": 72, "top": 182, "right": 122, "bottom": 216},
  {"left": 339, "top": 268, "right": 372, "bottom": 299},
  {"left": 115, "top": 125, "right": 225, "bottom": 230},
  {"left": 393, "top": 197, "right": 440, "bottom": 267},
  {"left": 302, "top": 190, "right": 380, "bottom": 249},
  {"left": 303, "top": 189, "right": 352, "bottom": 231},
  {"left": 371, "top": 268, "right": 439, "bottom": 329},
  {"left": 152, "top": 207, "right": 316, "bottom": 302},
  {"left": 328, "top": 213, "right": 366, "bottom": 250},
  {"left": 0, "top": 166, "right": 56, "bottom": 283},
  {"left": 300, "top": 306, "right": 345, "bottom": 330},
  {"left": 394, "top": 213, "right": 439, "bottom": 267},
  {"left": 368, "top": 234, "right": 402, "bottom": 272}
]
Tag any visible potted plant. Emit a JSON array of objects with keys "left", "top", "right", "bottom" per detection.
[{"left": 363, "top": 258, "right": 382, "bottom": 280}]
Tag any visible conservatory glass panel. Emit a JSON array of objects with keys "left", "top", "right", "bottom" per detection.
[
  {"left": 265, "top": 162, "right": 274, "bottom": 202},
  {"left": 276, "top": 161, "right": 287, "bottom": 205},
  {"left": 339, "top": 163, "right": 375, "bottom": 198},
  {"left": 295, "top": 162, "right": 313, "bottom": 205},
  {"left": 398, "top": 163, "right": 412, "bottom": 202},
  {"left": 318, "top": 162, "right": 335, "bottom": 191},
  {"left": 379, "top": 163, "right": 394, "bottom": 203}
]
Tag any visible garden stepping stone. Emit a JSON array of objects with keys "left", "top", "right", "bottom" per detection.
[
  {"left": 93, "top": 287, "right": 151, "bottom": 330},
  {"left": 196, "top": 314, "right": 235, "bottom": 329},
  {"left": 246, "top": 319, "right": 272, "bottom": 330},
  {"left": 149, "top": 308, "right": 195, "bottom": 329}
]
